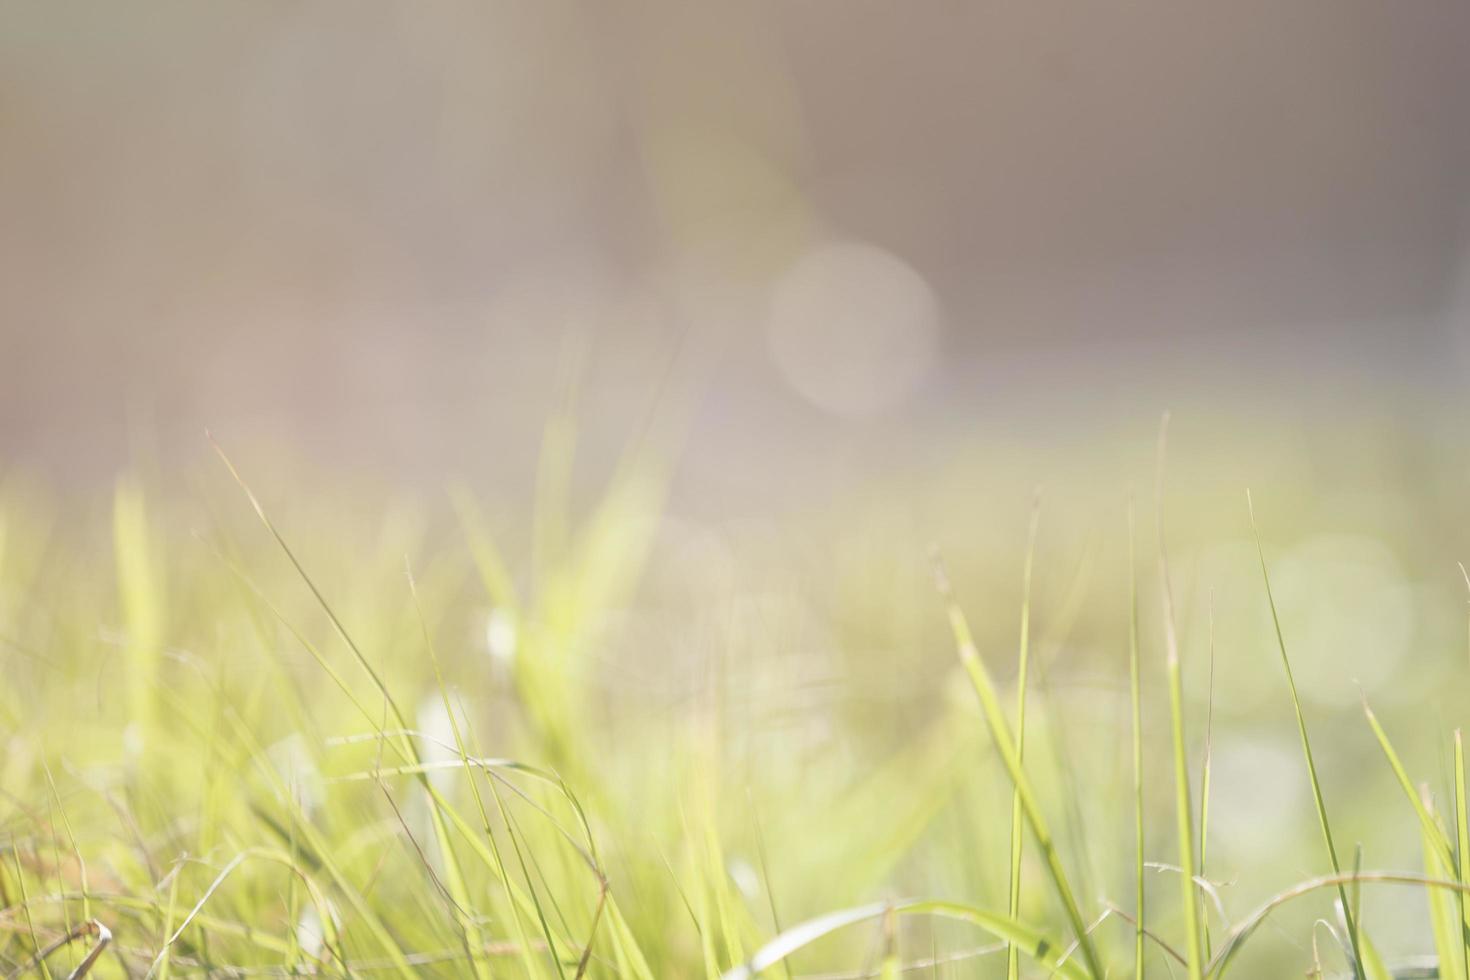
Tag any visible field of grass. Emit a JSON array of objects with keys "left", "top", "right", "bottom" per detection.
[{"left": 5, "top": 418, "right": 1470, "bottom": 978}]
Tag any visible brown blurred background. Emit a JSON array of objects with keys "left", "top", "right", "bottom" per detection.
[{"left": 3, "top": 1, "right": 1469, "bottom": 504}]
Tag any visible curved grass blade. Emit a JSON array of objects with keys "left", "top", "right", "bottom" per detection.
[
  {"left": 723, "top": 900, "right": 1090, "bottom": 980},
  {"left": 1209, "top": 871, "right": 1470, "bottom": 978},
  {"left": 5, "top": 918, "right": 111, "bottom": 980},
  {"left": 148, "top": 848, "right": 343, "bottom": 979},
  {"left": 1105, "top": 902, "right": 1189, "bottom": 970}
]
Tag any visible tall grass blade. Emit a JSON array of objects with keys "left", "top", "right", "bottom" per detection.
[
  {"left": 1362, "top": 697, "right": 1453, "bottom": 868},
  {"left": 1247, "top": 490, "right": 1363, "bottom": 977},
  {"left": 210, "top": 442, "right": 517, "bottom": 977},
  {"left": 934, "top": 558, "right": 1104, "bottom": 980},
  {"left": 1421, "top": 785, "right": 1463, "bottom": 980},
  {"left": 1006, "top": 493, "right": 1042, "bottom": 980},
  {"left": 1456, "top": 730, "right": 1470, "bottom": 980},
  {"left": 1199, "top": 591, "right": 1217, "bottom": 961},
  {"left": 1156, "top": 414, "right": 1203, "bottom": 980},
  {"left": 114, "top": 477, "right": 162, "bottom": 732},
  {"left": 878, "top": 907, "right": 899, "bottom": 980},
  {"left": 1349, "top": 844, "right": 1392, "bottom": 980},
  {"left": 407, "top": 561, "right": 515, "bottom": 980},
  {"left": 1127, "top": 496, "right": 1146, "bottom": 980}
]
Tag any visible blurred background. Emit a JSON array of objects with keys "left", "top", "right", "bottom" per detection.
[
  {"left": 6, "top": 3, "right": 1470, "bottom": 976},
  {"left": 4, "top": 0, "right": 1470, "bottom": 505}
]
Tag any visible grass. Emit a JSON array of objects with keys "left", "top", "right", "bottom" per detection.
[
  {"left": 1127, "top": 498, "right": 1146, "bottom": 980},
  {"left": 1005, "top": 494, "right": 1041, "bottom": 980},
  {"left": 5, "top": 425, "right": 1470, "bottom": 976},
  {"left": 1248, "top": 490, "right": 1362, "bottom": 976},
  {"left": 1156, "top": 415, "right": 1204, "bottom": 980}
]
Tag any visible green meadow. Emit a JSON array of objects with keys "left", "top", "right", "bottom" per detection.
[{"left": 4, "top": 417, "right": 1470, "bottom": 978}]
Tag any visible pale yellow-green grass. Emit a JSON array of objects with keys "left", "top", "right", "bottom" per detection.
[{"left": 5, "top": 424, "right": 1470, "bottom": 977}]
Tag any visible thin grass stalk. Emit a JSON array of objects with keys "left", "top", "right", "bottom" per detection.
[
  {"left": 155, "top": 863, "right": 180, "bottom": 980},
  {"left": 935, "top": 559, "right": 1104, "bottom": 980},
  {"left": 1247, "top": 490, "right": 1362, "bottom": 977},
  {"left": 210, "top": 444, "right": 500, "bottom": 978},
  {"left": 1199, "top": 592, "right": 1217, "bottom": 960},
  {"left": 1156, "top": 414, "right": 1203, "bottom": 980},
  {"left": 113, "top": 478, "right": 161, "bottom": 733},
  {"left": 1007, "top": 494, "right": 1042, "bottom": 980},
  {"left": 1346, "top": 845, "right": 1389, "bottom": 980},
  {"left": 1208, "top": 871, "right": 1470, "bottom": 978},
  {"left": 408, "top": 561, "right": 537, "bottom": 980},
  {"left": 878, "top": 907, "right": 899, "bottom": 980},
  {"left": 1456, "top": 731, "right": 1469, "bottom": 980},
  {"left": 1127, "top": 497, "right": 1146, "bottom": 980}
]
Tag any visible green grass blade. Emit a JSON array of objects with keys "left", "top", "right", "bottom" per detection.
[
  {"left": 407, "top": 561, "right": 512, "bottom": 980},
  {"left": 1007, "top": 494, "right": 1041, "bottom": 980},
  {"left": 210, "top": 446, "right": 532, "bottom": 977},
  {"left": 1127, "top": 497, "right": 1146, "bottom": 980},
  {"left": 603, "top": 898, "right": 656, "bottom": 980},
  {"left": 1456, "top": 730, "right": 1469, "bottom": 980},
  {"left": 155, "top": 860, "right": 180, "bottom": 980},
  {"left": 1421, "top": 785, "right": 1463, "bottom": 980},
  {"left": 114, "top": 477, "right": 162, "bottom": 730},
  {"left": 1361, "top": 697, "right": 1453, "bottom": 869},
  {"left": 1163, "top": 606, "right": 1202, "bottom": 980},
  {"left": 1157, "top": 416, "right": 1203, "bottom": 980},
  {"left": 878, "top": 907, "right": 899, "bottom": 980},
  {"left": 1356, "top": 928, "right": 1391, "bottom": 980},
  {"left": 1349, "top": 844, "right": 1392, "bottom": 980},
  {"left": 210, "top": 438, "right": 414, "bottom": 746},
  {"left": 723, "top": 899, "right": 1090, "bottom": 980},
  {"left": 1247, "top": 490, "right": 1363, "bottom": 977},
  {"left": 1199, "top": 591, "right": 1217, "bottom": 961},
  {"left": 220, "top": 711, "right": 421, "bottom": 978},
  {"left": 1208, "top": 871, "right": 1470, "bottom": 978},
  {"left": 934, "top": 559, "right": 1104, "bottom": 980}
]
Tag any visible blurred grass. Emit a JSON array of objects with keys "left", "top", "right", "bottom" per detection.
[{"left": 4, "top": 420, "right": 1470, "bottom": 976}]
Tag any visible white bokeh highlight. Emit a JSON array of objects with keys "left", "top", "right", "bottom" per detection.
[{"left": 767, "top": 241, "right": 941, "bottom": 418}]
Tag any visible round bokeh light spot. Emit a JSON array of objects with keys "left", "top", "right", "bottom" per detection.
[{"left": 767, "top": 241, "right": 941, "bottom": 418}]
